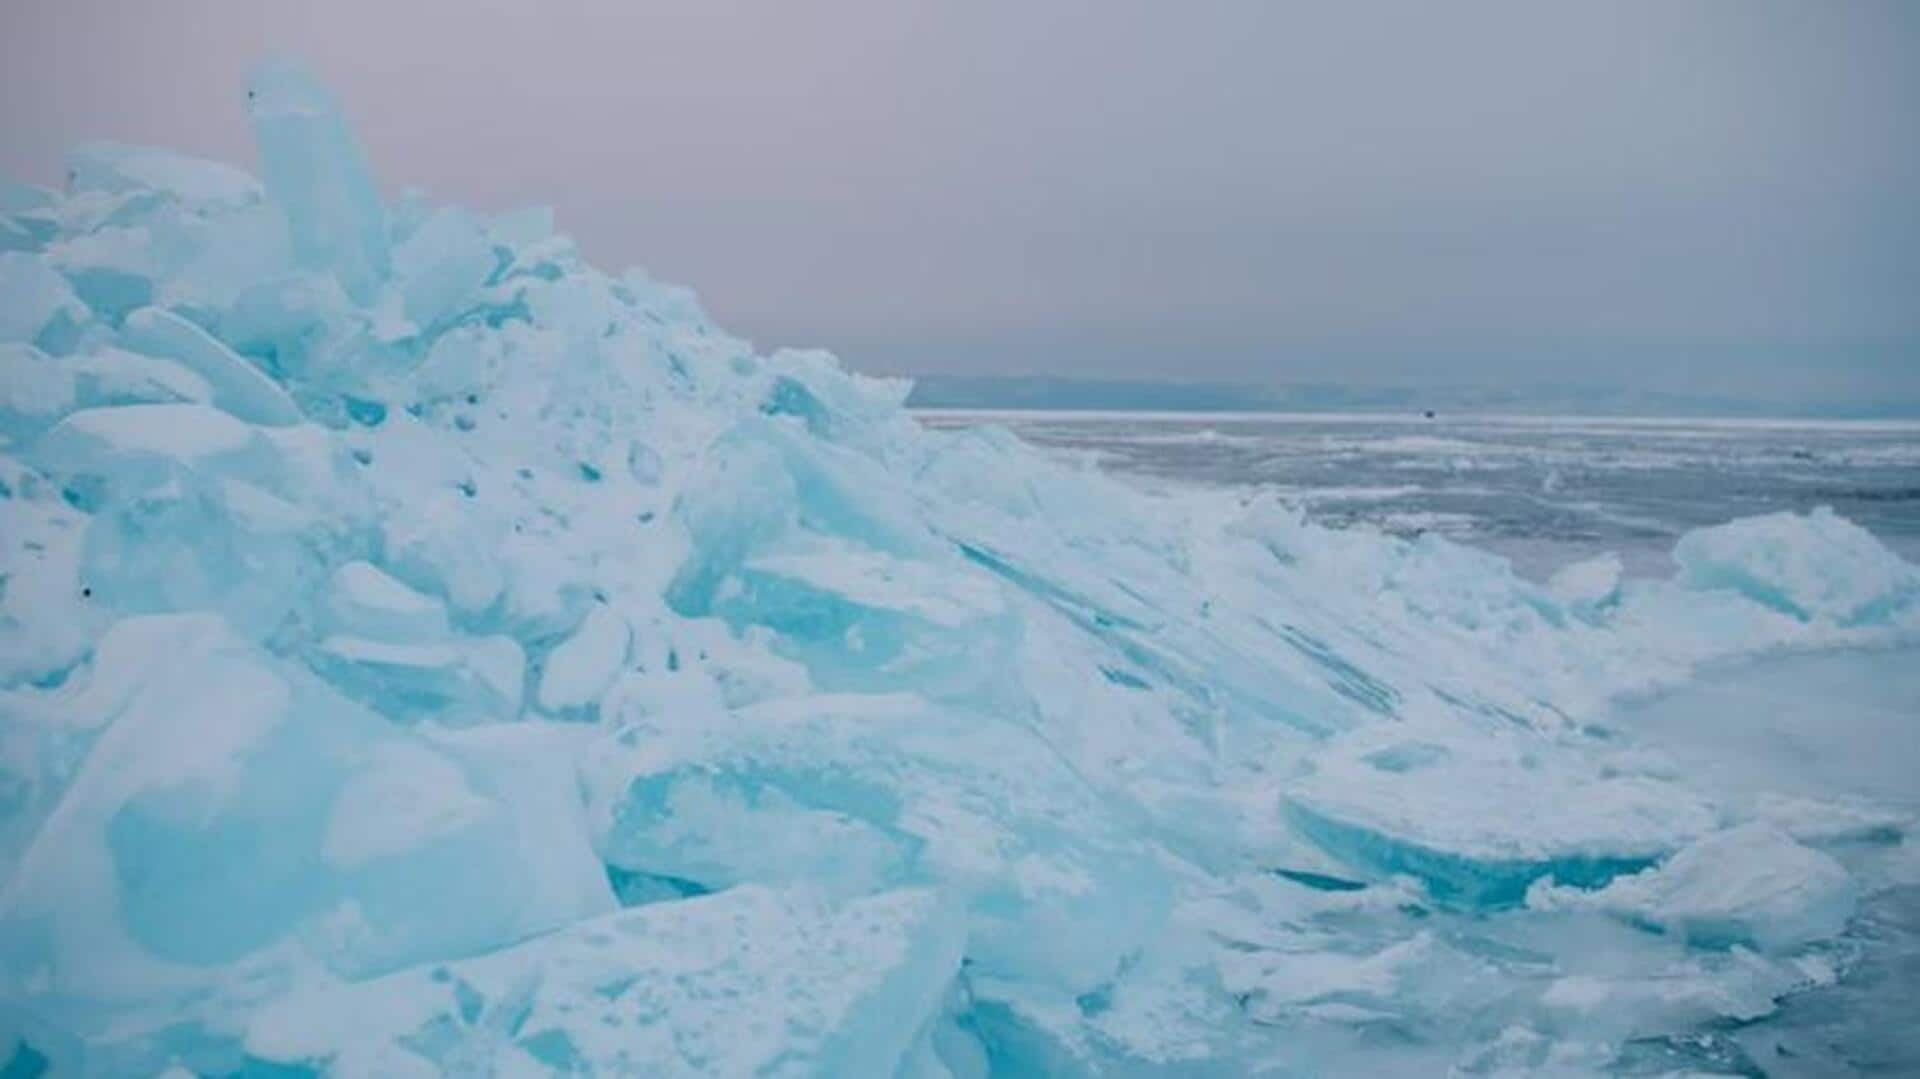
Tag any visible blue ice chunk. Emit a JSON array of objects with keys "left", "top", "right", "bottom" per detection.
[
  {"left": 536, "top": 604, "right": 630, "bottom": 714},
  {"left": 0, "top": 253, "right": 89, "bottom": 352},
  {"left": 243, "top": 886, "right": 964, "bottom": 1078},
  {"left": 390, "top": 208, "right": 494, "bottom": 332},
  {"left": 1285, "top": 799, "right": 1658, "bottom": 908},
  {"left": 0, "top": 617, "right": 612, "bottom": 1061},
  {"left": 219, "top": 273, "right": 356, "bottom": 383},
  {"left": 119, "top": 307, "right": 301, "bottom": 424},
  {"left": 486, "top": 205, "right": 553, "bottom": 250},
  {"left": 169, "top": 202, "right": 294, "bottom": 315},
  {"left": 0, "top": 458, "right": 96, "bottom": 686},
  {"left": 0, "top": 182, "right": 57, "bottom": 255},
  {"left": 117, "top": 307, "right": 302, "bottom": 425},
  {"left": 666, "top": 418, "right": 941, "bottom": 625},
  {"left": 0, "top": 179, "right": 55, "bottom": 215},
  {"left": 245, "top": 61, "right": 388, "bottom": 302},
  {"left": 1528, "top": 824, "right": 1858, "bottom": 953},
  {"left": 0, "top": 216, "right": 49, "bottom": 256},
  {"left": 64, "top": 347, "right": 213, "bottom": 411},
  {"left": 82, "top": 473, "right": 321, "bottom": 639},
  {"left": 1546, "top": 552, "right": 1623, "bottom": 621},
  {"left": 311, "top": 633, "right": 525, "bottom": 724},
  {"left": 619, "top": 266, "right": 711, "bottom": 329},
  {"left": 0, "top": 346, "right": 74, "bottom": 441},
  {"left": 31, "top": 403, "right": 261, "bottom": 501},
  {"left": 320, "top": 560, "right": 450, "bottom": 643},
  {"left": 1674, "top": 507, "right": 1919, "bottom": 625},
  {"left": 59, "top": 266, "right": 151, "bottom": 325},
  {"left": 664, "top": 428, "right": 800, "bottom": 615},
  {"left": 63, "top": 143, "right": 262, "bottom": 208},
  {"left": 602, "top": 766, "right": 920, "bottom": 898},
  {"left": 593, "top": 695, "right": 1171, "bottom": 995},
  {"left": 1284, "top": 735, "right": 1718, "bottom": 909},
  {"left": 761, "top": 375, "right": 833, "bottom": 435},
  {"left": 24, "top": 402, "right": 318, "bottom": 518},
  {"left": 715, "top": 543, "right": 1016, "bottom": 696},
  {"left": 30, "top": 404, "right": 338, "bottom": 636}
]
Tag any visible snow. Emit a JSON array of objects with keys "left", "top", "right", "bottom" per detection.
[
  {"left": 65, "top": 141, "right": 262, "bottom": 208},
  {"left": 1674, "top": 506, "right": 1920, "bottom": 624},
  {"left": 118, "top": 307, "right": 302, "bottom": 426},
  {"left": 1674, "top": 503, "right": 1912, "bottom": 622},
  {"left": 244, "top": 885, "right": 963, "bottom": 1077},
  {"left": 322, "top": 560, "right": 450, "bottom": 642},
  {"left": 244, "top": 61, "right": 388, "bottom": 303},
  {"left": 320, "top": 740, "right": 493, "bottom": 867},
  {"left": 536, "top": 603, "right": 630, "bottom": 713},
  {"left": 1529, "top": 824, "right": 1858, "bottom": 953},
  {"left": 0, "top": 616, "right": 611, "bottom": 1037},
  {"left": 1547, "top": 550, "right": 1623, "bottom": 616},
  {"left": 0, "top": 252, "right": 87, "bottom": 348},
  {"left": 38, "top": 401, "right": 254, "bottom": 466},
  {"left": 1284, "top": 734, "right": 1720, "bottom": 906},
  {"left": 3, "top": 62, "right": 1918, "bottom": 1075}
]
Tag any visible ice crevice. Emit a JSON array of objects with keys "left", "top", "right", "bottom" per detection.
[{"left": 3, "top": 62, "right": 1919, "bottom": 1075}]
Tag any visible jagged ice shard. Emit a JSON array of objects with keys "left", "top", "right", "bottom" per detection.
[{"left": 2, "top": 63, "right": 1918, "bottom": 1076}]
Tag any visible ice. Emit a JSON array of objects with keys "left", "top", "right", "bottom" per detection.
[
  {"left": 537, "top": 603, "right": 630, "bottom": 714},
  {"left": 4, "top": 63, "right": 1919, "bottom": 1074},
  {"left": 0, "top": 345, "right": 75, "bottom": 439},
  {"left": 1546, "top": 550, "right": 1622, "bottom": 618},
  {"left": 1284, "top": 732, "right": 1719, "bottom": 907},
  {"left": 244, "top": 886, "right": 963, "bottom": 1077},
  {"left": 117, "top": 307, "right": 302, "bottom": 426},
  {"left": 389, "top": 207, "right": 495, "bottom": 334},
  {"left": 588, "top": 693, "right": 1171, "bottom": 995},
  {"left": 1529, "top": 824, "right": 1858, "bottom": 953},
  {"left": 321, "top": 560, "right": 450, "bottom": 642},
  {"left": 0, "top": 616, "right": 610, "bottom": 1059},
  {"left": 311, "top": 632, "right": 526, "bottom": 723},
  {"left": 1674, "top": 505, "right": 1919, "bottom": 625},
  {"left": 0, "top": 252, "right": 87, "bottom": 350},
  {"left": 0, "top": 461, "right": 95, "bottom": 685},
  {"left": 64, "top": 347, "right": 213, "bottom": 411},
  {"left": 244, "top": 61, "right": 388, "bottom": 303},
  {"left": 64, "top": 143, "right": 261, "bottom": 209},
  {"left": 36, "top": 403, "right": 256, "bottom": 476}
]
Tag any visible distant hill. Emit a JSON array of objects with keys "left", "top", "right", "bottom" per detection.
[{"left": 904, "top": 375, "right": 1920, "bottom": 419}]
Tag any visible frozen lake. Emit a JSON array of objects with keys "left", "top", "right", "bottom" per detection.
[
  {"left": 1610, "top": 649, "right": 1920, "bottom": 1076},
  {"left": 916, "top": 410, "right": 1920, "bottom": 581}
]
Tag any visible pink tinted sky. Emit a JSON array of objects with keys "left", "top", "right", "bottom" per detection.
[{"left": 2, "top": 1, "right": 1915, "bottom": 403}]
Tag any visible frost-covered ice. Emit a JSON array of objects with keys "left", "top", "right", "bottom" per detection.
[
  {"left": 245, "top": 886, "right": 964, "bottom": 1077},
  {"left": 3, "top": 64, "right": 1919, "bottom": 1076}
]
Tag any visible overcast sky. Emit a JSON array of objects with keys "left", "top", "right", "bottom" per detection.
[{"left": 3, "top": 2, "right": 1916, "bottom": 402}]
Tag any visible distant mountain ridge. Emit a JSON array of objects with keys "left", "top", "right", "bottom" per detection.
[{"left": 905, "top": 374, "right": 1920, "bottom": 419}]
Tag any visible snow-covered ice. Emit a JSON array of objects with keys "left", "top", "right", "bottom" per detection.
[{"left": 2, "top": 63, "right": 1918, "bottom": 1076}]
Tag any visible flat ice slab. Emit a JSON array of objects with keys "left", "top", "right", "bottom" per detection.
[
  {"left": 1611, "top": 646, "right": 1920, "bottom": 820},
  {"left": 245, "top": 886, "right": 963, "bottom": 1077}
]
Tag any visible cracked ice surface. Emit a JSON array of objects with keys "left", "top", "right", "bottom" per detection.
[{"left": 3, "top": 64, "right": 1919, "bottom": 1076}]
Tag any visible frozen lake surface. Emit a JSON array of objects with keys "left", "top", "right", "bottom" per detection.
[
  {"left": 1610, "top": 649, "right": 1920, "bottom": 1077},
  {"left": 917, "top": 410, "right": 1920, "bottom": 580}
]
